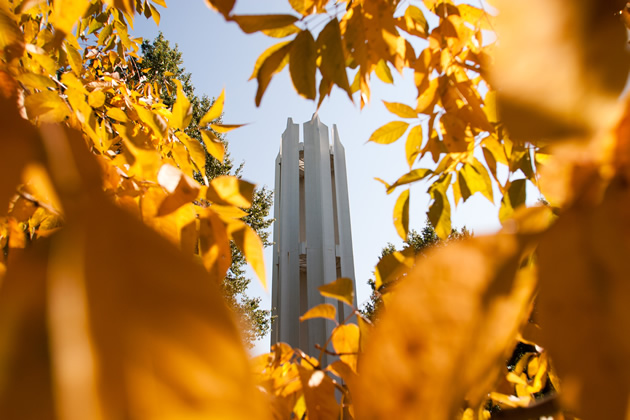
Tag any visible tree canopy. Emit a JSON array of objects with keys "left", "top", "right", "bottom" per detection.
[{"left": 0, "top": 0, "right": 629, "bottom": 419}]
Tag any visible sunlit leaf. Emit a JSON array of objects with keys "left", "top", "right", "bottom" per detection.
[
  {"left": 228, "top": 220, "right": 267, "bottom": 290},
  {"left": 231, "top": 14, "right": 299, "bottom": 34},
  {"left": 255, "top": 41, "right": 292, "bottom": 106},
  {"left": 331, "top": 324, "right": 360, "bottom": 372},
  {"left": 375, "top": 60, "right": 393, "bottom": 84},
  {"left": 299, "top": 303, "right": 337, "bottom": 323},
  {"left": 204, "top": 0, "right": 235, "bottom": 17},
  {"left": 289, "top": 30, "right": 317, "bottom": 100},
  {"left": 356, "top": 232, "right": 537, "bottom": 419},
  {"left": 318, "top": 277, "right": 354, "bottom": 307},
  {"left": 87, "top": 90, "right": 106, "bottom": 108},
  {"left": 199, "top": 208, "right": 231, "bottom": 281},
  {"left": 206, "top": 176, "right": 255, "bottom": 208},
  {"left": 297, "top": 367, "right": 339, "bottom": 420},
  {"left": 405, "top": 125, "right": 423, "bottom": 168},
  {"left": 171, "top": 79, "right": 192, "bottom": 130},
  {"left": 210, "top": 123, "right": 246, "bottom": 133},
  {"left": 200, "top": 129, "right": 225, "bottom": 163},
  {"left": 51, "top": 0, "right": 90, "bottom": 35},
  {"left": 538, "top": 179, "right": 630, "bottom": 420},
  {"left": 393, "top": 189, "right": 409, "bottom": 240},
  {"left": 386, "top": 168, "right": 433, "bottom": 193},
  {"left": 384, "top": 101, "right": 417, "bottom": 119},
  {"left": 369, "top": 121, "right": 409, "bottom": 144},
  {"left": 199, "top": 88, "right": 224, "bottom": 126},
  {"left": 317, "top": 18, "right": 352, "bottom": 100}
]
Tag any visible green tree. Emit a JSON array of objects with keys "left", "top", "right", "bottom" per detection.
[{"left": 137, "top": 34, "right": 273, "bottom": 346}]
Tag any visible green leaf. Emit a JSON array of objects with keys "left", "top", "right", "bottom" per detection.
[
  {"left": 393, "top": 189, "right": 410, "bottom": 240},
  {"left": 369, "top": 121, "right": 409, "bottom": 144},
  {"left": 318, "top": 277, "right": 354, "bottom": 307},
  {"left": 289, "top": 30, "right": 317, "bottom": 100},
  {"left": 384, "top": 101, "right": 418, "bottom": 119},
  {"left": 300, "top": 303, "right": 337, "bottom": 323}
]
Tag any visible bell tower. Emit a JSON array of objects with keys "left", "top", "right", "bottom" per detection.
[{"left": 271, "top": 115, "right": 357, "bottom": 361}]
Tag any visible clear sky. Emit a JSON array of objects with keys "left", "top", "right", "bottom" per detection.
[{"left": 130, "top": 0, "right": 521, "bottom": 355}]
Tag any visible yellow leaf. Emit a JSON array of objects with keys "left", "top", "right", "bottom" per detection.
[
  {"left": 231, "top": 14, "right": 299, "bottom": 34},
  {"left": 355, "top": 232, "right": 537, "bottom": 419},
  {"left": 297, "top": 366, "right": 339, "bottom": 420},
  {"left": 106, "top": 107, "right": 128, "bottom": 122},
  {"left": 288, "top": 0, "right": 315, "bottom": 15},
  {"left": 87, "top": 90, "right": 106, "bottom": 108},
  {"left": 203, "top": 0, "right": 235, "bottom": 17},
  {"left": 289, "top": 30, "right": 317, "bottom": 100},
  {"left": 249, "top": 41, "right": 291, "bottom": 81},
  {"left": 206, "top": 176, "right": 255, "bottom": 208},
  {"left": 8, "top": 125, "right": 272, "bottom": 420},
  {"left": 171, "top": 79, "right": 192, "bottom": 130},
  {"left": 200, "top": 129, "right": 225, "bottom": 163},
  {"left": 318, "top": 277, "right": 354, "bottom": 307},
  {"left": 461, "top": 158, "right": 494, "bottom": 204},
  {"left": 149, "top": 3, "right": 160, "bottom": 25},
  {"left": 428, "top": 182, "right": 451, "bottom": 240},
  {"left": 156, "top": 164, "right": 201, "bottom": 216},
  {"left": 383, "top": 101, "right": 417, "bottom": 119},
  {"left": 317, "top": 18, "right": 351, "bottom": 99},
  {"left": 369, "top": 121, "right": 409, "bottom": 144},
  {"left": 299, "top": 303, "right": 337, "bottom": 323},
  {"left": 262, "top": 24, "right": 300, "bottom": 38},
  {"left": 255, "top": 42, "right": 292, "bottom": 106},
  {"left": 393, "top": 189, "right": 410, "bottom": 240},
  {"left": 457, "top": 4, "right": 494, "bottom": 30},
  {"left": 0, "top": 8, "right": 25, "bottom": 61},
  {"left": 210, "top": 123, "right": 245, "bottom": 133},
  {"left": 537, "top": 181, "right": 630, "bottom": 420},
  {"left": 374, "top": 250, "right": 414, "bottom": 290},
  {"left": 176, "top": 132, "right": 207, "bottom": 172},
  {"left": 405, "top": 125, "right": 423, "bottom": 168},
  {"left": 24, "top": 90, "right": 68, "bottom": 119},
  {"left": 133, "top": 104, "right": 166, "bottom": 138},
  {"left": 331, "top": 324, "right": 360, "bottom": 372},
  {"left": 375, "top": 59, "right": 393, "bottom": 84},
  {"left": 200, "top": 89, "right": 224, "bottom": 126},
  {"left": 387, "top": 168, "right": 433, "bottom": 194},
  {"left": 228, "top": 220, "right": 267, "bottom": 290},
  {"left": 199, "top": 208, "right": 231, "bottom": 281}
]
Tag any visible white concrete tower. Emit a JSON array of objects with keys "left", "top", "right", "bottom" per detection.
[{"left": 271, "top": 115, "right": 357, "bottom": 361}]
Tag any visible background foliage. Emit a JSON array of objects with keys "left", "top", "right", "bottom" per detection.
[{"left": 0, "top": 0, "right": 629, "bottom": 419}]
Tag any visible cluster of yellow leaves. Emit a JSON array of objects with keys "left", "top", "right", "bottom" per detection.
[
  {"left": 2, "top": 0, "right": 630, "bottom": 419},
  {"left": 204, "top": 0, "right": 630, "bottom": 419},
  {"left": 0, "top": 1, "right": 271, "bottom": 418}
]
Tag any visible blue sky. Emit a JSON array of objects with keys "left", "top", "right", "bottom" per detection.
[{"left": 130, "top": 0, "right": 515, "bottom": 355}]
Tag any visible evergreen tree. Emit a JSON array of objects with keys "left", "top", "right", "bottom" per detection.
[{"left": 137, "top": 34, "right": 272, "bottom": 346}]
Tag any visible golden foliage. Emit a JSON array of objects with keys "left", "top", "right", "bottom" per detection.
[{"left": 3, "top": 0, "right": 630, "bottom": 419}]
